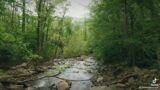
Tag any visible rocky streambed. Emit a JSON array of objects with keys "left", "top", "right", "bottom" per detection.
[
  {"left": 25, "top": 57, "right": 97, "bottom": 90},
  {"left": 1, "top": 56, "right": 160, "bottom": 90}
]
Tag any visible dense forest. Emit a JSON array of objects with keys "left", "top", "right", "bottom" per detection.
[
  {"left": 89, "top": 0, "right": 160, "bottom": 68},
  {"left": 0, "top": 0, "right": 88, "bottom": 67},
  {"left": 0, "top": 0, "right": 160, "bottom": 90}
]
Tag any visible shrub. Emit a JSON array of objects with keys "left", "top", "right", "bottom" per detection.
[{"left": 0, "top": 32, "right": 31, "bottom": 66}]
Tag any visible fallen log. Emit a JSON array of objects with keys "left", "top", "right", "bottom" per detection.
[{"left": 111, "top": 74, "right": 138, "bottom": 85}]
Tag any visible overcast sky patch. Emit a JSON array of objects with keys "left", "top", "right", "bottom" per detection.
[{"left": 66, "top": 0, "right": 91, "bottom": 18}]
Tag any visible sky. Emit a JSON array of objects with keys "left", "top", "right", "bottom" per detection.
[
  {"left": 25, "top": 0, "right": 91, "bottom": 18},
  {"left": 66, "top": 0, "right": 91, "bottom": 18}
]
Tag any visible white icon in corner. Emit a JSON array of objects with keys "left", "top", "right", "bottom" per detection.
[
  {"left": 151, "top": 78, "right": 159, "bottom": 87},
  {"left": 152, "top": 78, "right": 158, "bottom": 84}
]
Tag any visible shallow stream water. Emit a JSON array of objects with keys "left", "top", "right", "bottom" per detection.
[{"left": 27, "top": 57, "right": 97, "bottom": 90}]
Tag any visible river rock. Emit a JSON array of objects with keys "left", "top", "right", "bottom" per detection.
[
  {"left": 73, "top": 70, "right": 79, "bottom": 73},
  {"left": 7, "top": 84, "right": 24, "bottom": 90},
  {"left": 115, "top": 83, "right": 127, "bottom": 88},
  {"left": 128, "top": 77, "right": 135, "bottom": 85},
  {"left": 20, "top": 63, "right": 28, "bottom": 67},
  {"left": 87, "top": 69, "right": 92, "bottom": 73},
  {"left": 56, "top": 80, "right": 71, "bottom": 90},
  {"left": 97, "top": 77, "right": 103, "bottom": 82},
  {"left": 49, "top": 84, "right": 57, "bottom": 90},
  {"left": 41, "top": 66, "right": 48, "bottom": 71},
  {"left": 90, "top": 86, "right": 111, "bottom": 90},
  {"left": 48, "top": 66, "right": 53, "bottom": 69},
  {"left": 77, "top": 57, "right": 84, "bottom": 61},
  {"left": 25, "top": 87, "right": 34, "bottom": 90}
]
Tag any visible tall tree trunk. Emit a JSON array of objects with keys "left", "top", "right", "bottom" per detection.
[
  {"left": 84, "top": 17, "right": 87, "bottom": 41},
  {"left": 11, "top": 1, "right": 15, "bottom": 31},
  {"left": 45, "top": 18, "right": 51, "bottom": 42},
  {"left": 124, "top": 0, "right": 135, "bottom": 65},
  {"left": 36, "top": 0, "right": 43, "bottom": 52},
  {"left": 41, "top": 14, "right": 48, "bottom": 51},
  {"left": 22, "top": 0, "right": 26, "bottom": 32},
  {"left": 124, "top": 0, "right": 129, "bottom": 35}
]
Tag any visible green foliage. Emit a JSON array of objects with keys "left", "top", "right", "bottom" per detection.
[
  {"left": 89, "top": 0, "right": 160, "bottom": 68},
  {"left": 0, "top": 0, "right": 88, "bottom": 68},
  {"left": 0, "top": 0, "right": 70, "bottom": 67},
  {"left": 40, "top": 41, "right": 57, "bottom": 59},
  {"left": 26, "top": 54, "right": 44, "bottom": 65},
  {"left": 0, "top": 31, "right": 31, "bottom": 66},
  {"left": 1, "top": 0, "right": 158, "bottom": 69},
  {"left": 63, "top": 22, "right": 88, "bottom": 58},
  {"left": 29, "top": 54, "right": 43, "bottom": 61}
]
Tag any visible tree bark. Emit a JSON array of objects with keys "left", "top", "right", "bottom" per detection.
[
  {"left": 11, "top": 1, "right": 15, "bottom": 31},
  {"left": 124, "top": 0, "right": 129, "bottom": 35},
  {"left": 22, "top": 0, "right": 26, "bottom": 32},
  {"left": 36, "top": 0, "right": 43, "bottom": 52}
]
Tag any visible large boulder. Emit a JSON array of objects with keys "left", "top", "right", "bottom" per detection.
[{"left": 56, "top": 80, "right": 71, "bottom": 90}]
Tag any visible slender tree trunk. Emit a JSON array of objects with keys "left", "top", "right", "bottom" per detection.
[
  {"left": 36, "top": 15, "right": 41, "bottom": 52},
  {"left": 124, "top": 0, "right": 129, "bottom": 35},
  {"left": 84, "top": 17, "right": 87, "bottom": 41},
  {"left": 41, "top": 14, "right": 48, "bottom": 50},
  {"left": 22, "top": 0, "right": 26, "bottom": 32},
  {"left": 45, "top": 19, "right": 51, "bottom": 42},
  {"left": 124, "top": 0, "right": 135, "bottom": 65},
  {"left": 36, "top": 0, "right": 43, "bottom": 52},
  {"left": 11, "top": 1, "right": 15, "bottom": 31},
  {"left": 54, "top": 6, "right": 67, "bottom": 57}
]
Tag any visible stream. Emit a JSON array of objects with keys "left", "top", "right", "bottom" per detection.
[{"left": 26, "top": 57, "right": 97, "bottom": 90}]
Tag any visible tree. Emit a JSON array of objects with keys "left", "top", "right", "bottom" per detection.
[
  {"left": 53, "top": 2, "right": 69, "bottom": 57},
  {"left": 89, "top": 0, "right": 160, "bottom": 67},
  {"left": 22, "top": 0, "right": 26, "bottom": 32}
]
